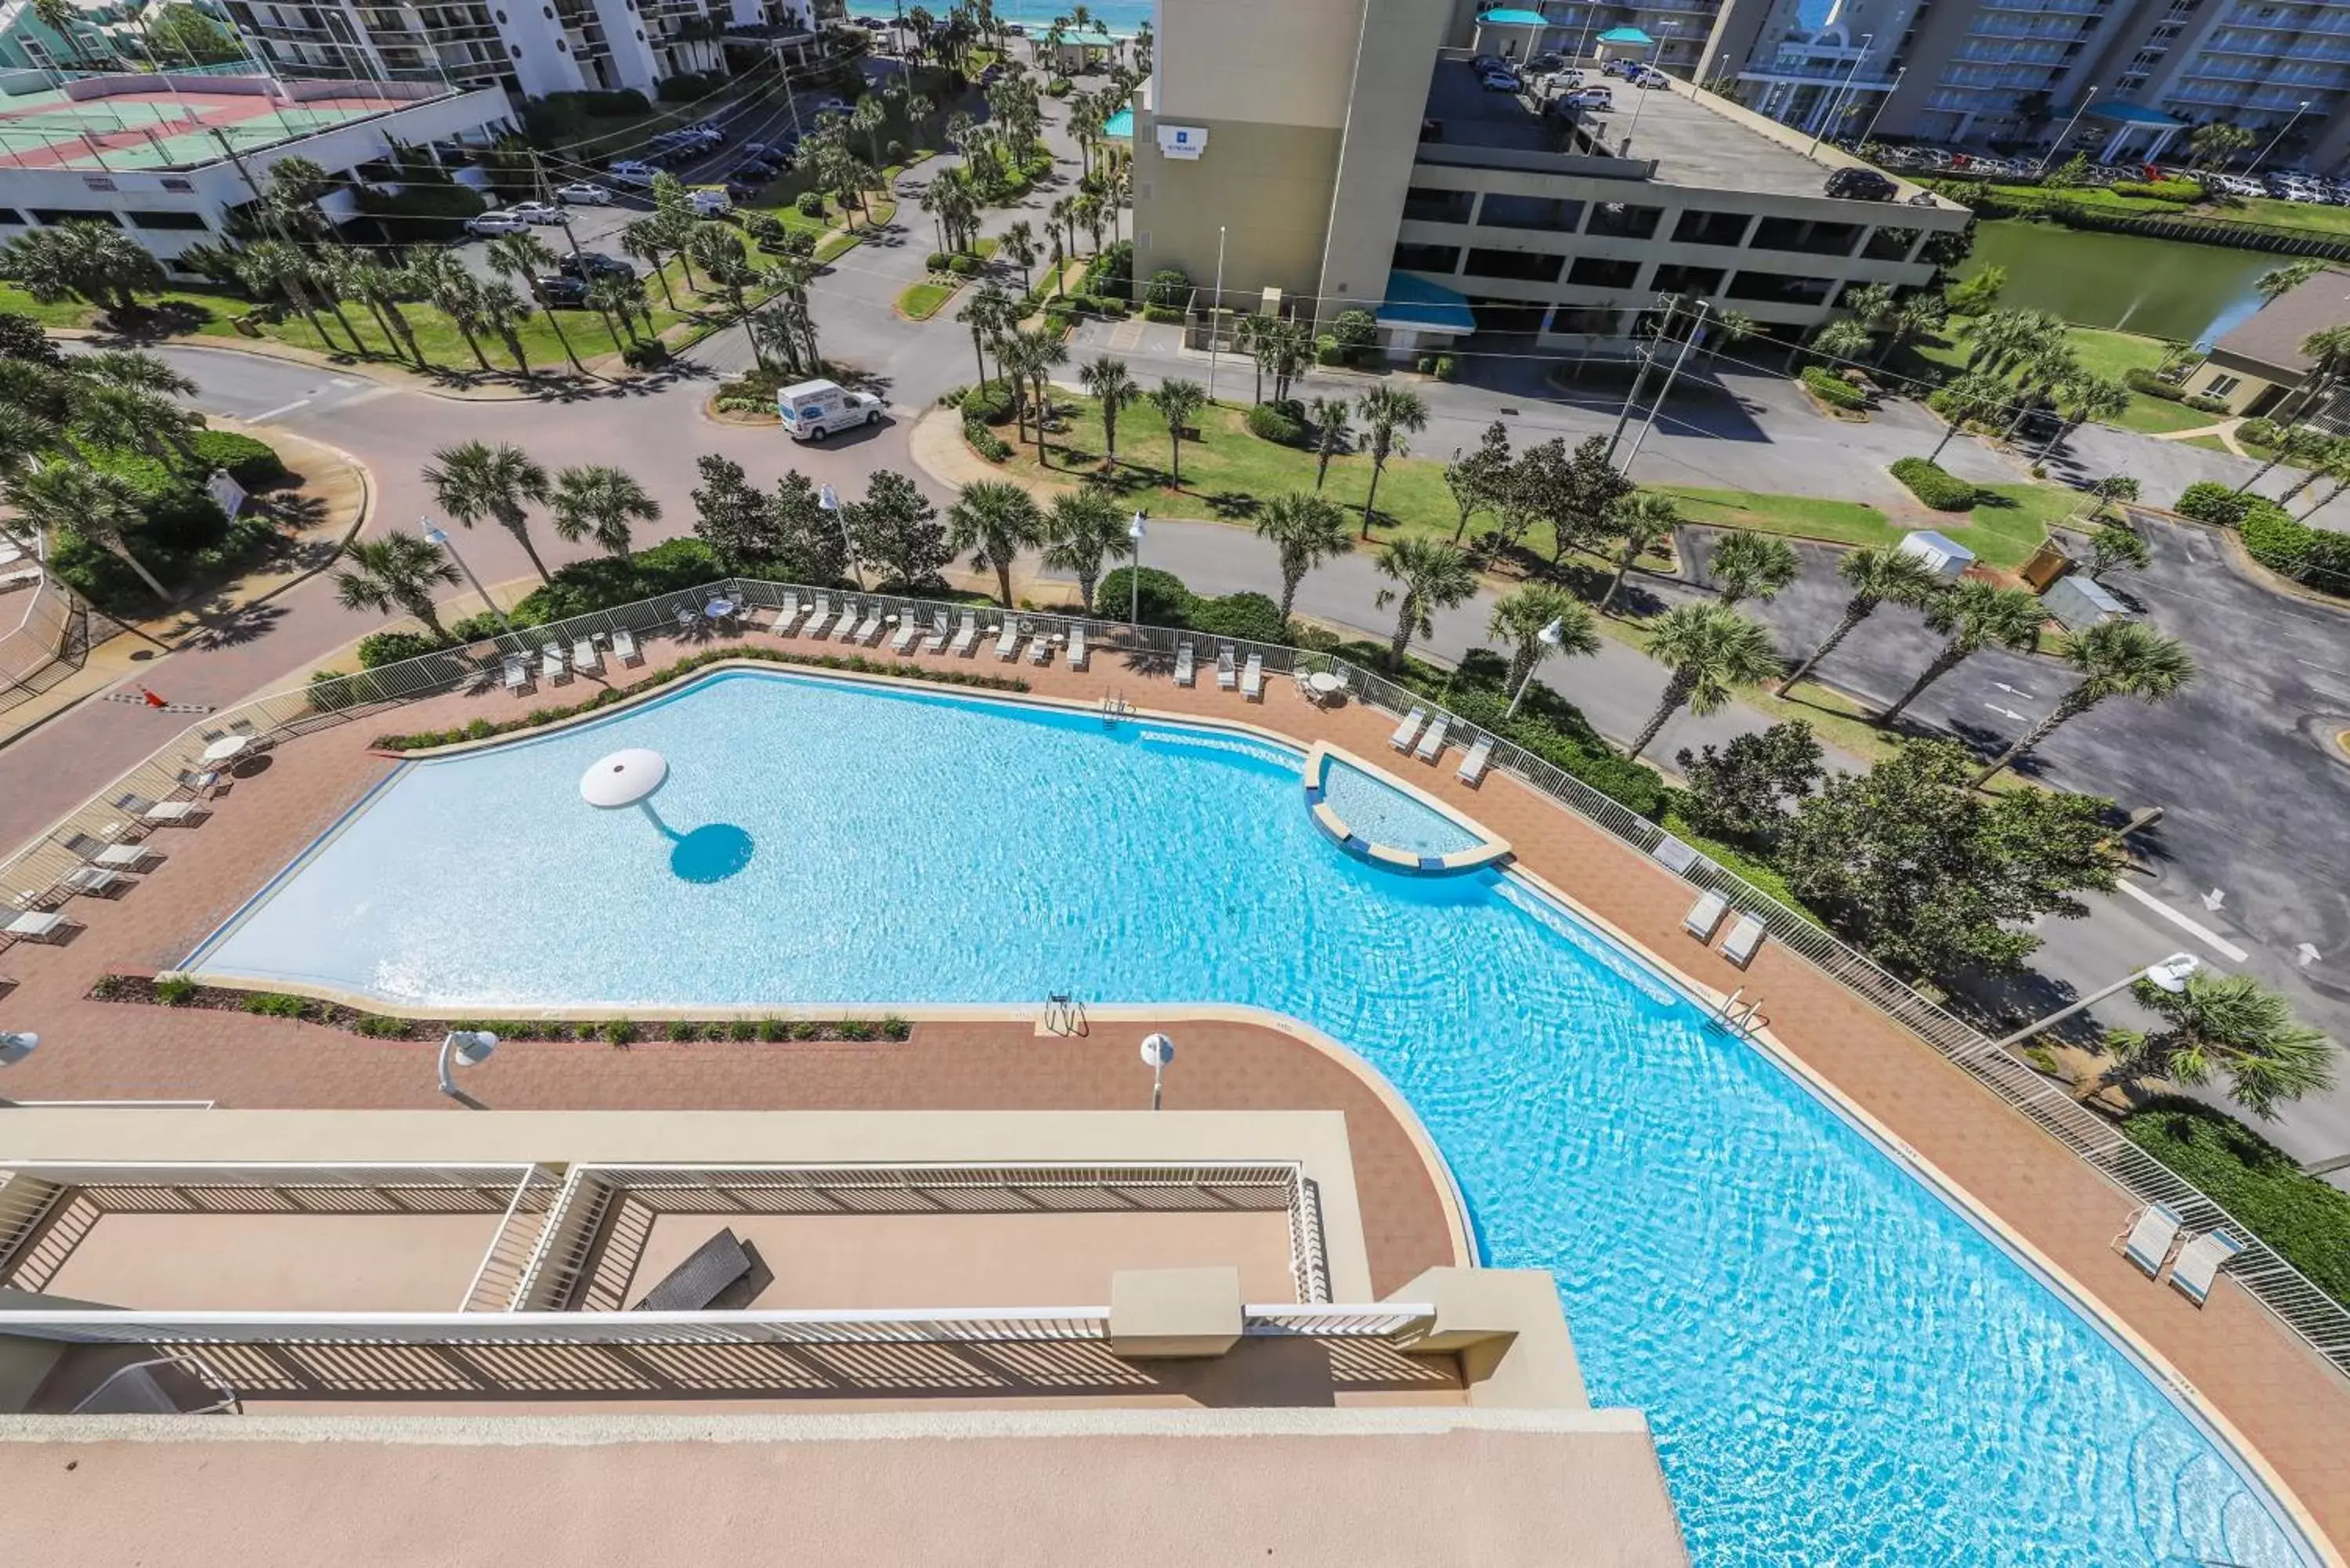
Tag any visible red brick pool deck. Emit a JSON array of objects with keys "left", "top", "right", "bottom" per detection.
[{"left": 2, "top": 636, "right": 2345, "bottom": 1552}]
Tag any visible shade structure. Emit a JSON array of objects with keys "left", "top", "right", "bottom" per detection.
[
  {"left": 580, "top": 749, "right": 669, "bottom": 810},
  {"left": 1597, "top": 25, "right": 1654, "bottom": 43}
]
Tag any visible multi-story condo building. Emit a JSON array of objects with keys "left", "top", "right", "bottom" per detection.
[{"left": 1130, "top": 0, "right": 1967, "bottom": 359}]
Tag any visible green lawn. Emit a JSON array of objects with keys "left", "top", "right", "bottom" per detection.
[
  {"left": 1651, "top": 486, "right": 1894, "bottom": 548},
  {"left": 1906, "top": 320, "right": 2209, "bottom": 436},
  {"left": 897, "top": 279, "right": 958, "bottom": 320},
  {"left": 1959, "top": 482, "right": 2076, "bottom": 567}
]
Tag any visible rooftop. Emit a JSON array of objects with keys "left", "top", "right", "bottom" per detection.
[
  {"left": 0, "top": 76, "right": 458, "bottom": 173},
  {"left": 2211, "top": 266, "right": 2350, "bottom": 374}
]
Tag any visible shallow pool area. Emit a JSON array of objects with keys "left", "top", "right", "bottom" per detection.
[{"left": 190, "top": 670, "right": 2316, "bottom": 1566}]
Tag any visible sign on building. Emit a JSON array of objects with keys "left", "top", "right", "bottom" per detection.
[
  {"left": 1156, "top": 125, "right": 1208, "bottom": 160},
  {"left": 205, "top": 468, "right": 247, "bottom": 520}
]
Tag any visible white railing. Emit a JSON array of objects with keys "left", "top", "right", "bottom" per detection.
[
  {"left": 0, "top": 1169, "right": 63, "bottom": 1277},
  {"left": 1243, "top": 1305, "right": 1437, "bottom": 1338},
  {"left": 458, "top": 1163, "right": 563, "bottom": 1313},
  {"left": 7, "top": 576, "right": 2345, "bottom": 1377},
  {"left": 0, "top": 564, "right": 85, "bottom": 716}
]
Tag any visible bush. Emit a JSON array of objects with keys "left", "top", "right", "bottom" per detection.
[
  {"left": 190, "top": 429, "right": 289, "bottom": 490},
  {"left": 946, "top": 254, "right": 979, "bottom": 276},
  {"left": 1096, "top": 565, "right": 1195, "bottom": 627},
  {"left": 2174, "top": 480, "right": 2252, "bottom": 526},
  {"left": 154, "top": 976, "right": 196, "bottom": 1006},
  {"left": 1802, "top": 364, "right": 1868, "bottom": 410},
  {"left": 357, "top": 630, "right": 446, "bottom": 669},
  {"left": 796, "top": 190, "right": 828, "bottom": 218},
  {"left": 1186, "top": 591, "right": 1289, "bottom": 645},
  {"left": 1330, "top": 309, "right": 1377, "bottom": 352},
  {"left": 2124, "top": 367, "right": 2188, "bottom": 403},
  {"left": 963, "top": 414, "right": 1011, "bottom": 461},
  {"left": 1144, "top": 268, "right": 1191, "bottom": 312},
  {"left": 1083, "top": 240, "right": 1133, "bottom": 300},
  {"left": 1245, "top": 399, "right": 1307, "bottom": 447},
  {"left": 2122, "top": 1097, "right": 2350, "bottom": 1306},
  {"left": 244, "top": 992, "right": 307, "bottom": 1018},
  {"left": 656, "top": 71, "right": 723, "bottom": 103},
  {"left": 1414, "top": 352, "right": 1457, "bottom": 381},
  {"left": 622, "top": 339, "right": 669, "bottom": 370},
  {"left": 2236, "top": 417, "right": 2283, "bottom": 450},
  {"left": 2110, "top": 178, "right": 2201, "bottom": 202},
  {"left": 1314, "top": 334, "right": 1350, "bottom": 367},
  {"left": 1142, "top": 304, "right": 1184, "bottom": 325},
  {"left": 1889, "top": 455, "right": 1978, "bottom": 511},
  {"left": 962, "top": 381, "right": 1015, "bottom": 425},
  {"left": 512, "top": 537, "right": 724, "bottom": 623},
  {"left": 925, "top": 249, "right": 951, "bottom": 272},
  {"left": 1436, "top": 681, "right": 1668, "bottom": 817},
  {"left": 1045, "top": 76, "right": 1073, "bottom": 96}
]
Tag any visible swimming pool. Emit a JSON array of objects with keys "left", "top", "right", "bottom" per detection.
[{"left": 191, "top": 670, "right": 2316, "bottom": 1565}]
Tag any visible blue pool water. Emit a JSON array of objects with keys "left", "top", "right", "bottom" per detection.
[
  {"left": 1315, "top": 756, "right": 1483, "bottom": 858},
  {"left": 846, "top": 0, "right": 1152, "bottom": 34},
  {"left": 194, "top": 672, "right": 2312, "bottom": 1566}
]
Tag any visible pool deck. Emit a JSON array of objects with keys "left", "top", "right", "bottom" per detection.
[{"left": 2, "top": 638, "right": 2347, "bottom": 1554}]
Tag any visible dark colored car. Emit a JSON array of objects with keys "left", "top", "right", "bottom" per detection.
[
  {"left": 532, "top": 274, "right": 589, "bottom": 306},
  {"left": 1824, "top": 167, "right": 1897, "bottom": 202},
  {"left": 558, "top": 251, "right": 635, "bottom": 282},
  {"left": 730, "top": 161, "right": 779, "bottom": 183}
]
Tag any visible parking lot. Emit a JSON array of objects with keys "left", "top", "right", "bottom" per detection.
[{"left": 1866, "top": 141, "right": 2350, "bottom": 208}]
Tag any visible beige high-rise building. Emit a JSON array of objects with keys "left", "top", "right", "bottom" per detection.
[{"left": 1131, "top": 0, "right": 1967, "bottom": 359}]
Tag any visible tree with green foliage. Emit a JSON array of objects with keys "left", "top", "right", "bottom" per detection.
[
  {"left": 2257, "top": 258, "right": 2322, "bottom": 304},
  {"left": 1777, "top": 545, "right": 1944, "bottom": 695},
  {"left": 1372, "top": 535, "right": 1476, "bottom": 661},
  {"left": 956, "top": 280, "right": 1020, "bottom": 391},
  {"left": 1039, "top": 487, "right": 1131, "bottom": 611},
  {"left": 4, "top": 457, "right": 171, "bottom": 602},
  {"left": 2099, "top": 974, "right": 2334, "bottom": 1118},
  {"left": 1353, "top": 385, "right": 1429, "bottom": 539},
  {"left": 1926, "top": 372, "right": 2011, "bottom": 463},
  {"left": 1806, "top": 316, "right": 1872, "bottom": 370},
  {"left": 140, "top": 2, "right": 247, "bottom": 63},
  {"left": 1628, "top": 603, "right": 1780, "bottom": 759},
  {"left": 1881, "top": 580, "right": 2048, "bottom": 724},
  {"left": 1444, "top": 420, "right": 1513, "bottom": 544},
  {"left": 772, "top": 468, "right": 848, "bottom": 584},
  {"left": 1308, "top": 396, "right": 1350, "bottom": 490},
  {"left": 550, "top": 464, "right": 660, "bottom": 557},
  {"left": 2088, "top": 522, "right": 2152, "bottom": 576},
  {"left": 1944, "top": 266, "right": 2005, "bottom": 317},
  {"left": 1674, "top": 720, "right": 1823, "bottom": 851},
  {"left": 403, "top": 251, "right": 493, "bottom": 373},
  {"left": 1254, "top": 491, "right": 1352, "bottom": 624},
  {"left": 1974, "top": 619, "right": 2194, "bottom": 785},
  {"left": 1780, "top": 739, "right": 2117, "bottom": 974},
  {"left": 333, "top": 533, "right": 461, "bottom": 638},
  {"left": 1488, "top": 583, "right": 1598, "bottom": 695},
  {"left": 1007, "top": 327, "right": 1068, "bottom": 465},
  {"left": 1523, "top": 435, "right": 1633, "bottom": 570},
  {"left": 2041, "top": 370, "right": 2131, "bottom": 457},
  {"left": 486, "top": 229, "right": 588, "bottom": 375},
  {"left": 1079, "top": 355, "right": 1139, "bottom": 462},
  {"left": 2189, "top": 121, "right": 2256, "bottom": 170},
  {"left": 689, "top": 453, "right": 779, "bottom": 573},
  {"left": 1149, "top": 378, "right": 1207, "bottom": 485},
  {"left": 0, "top": 221, "right": 164, "bottom": 320},
  {"left": 948, "top": 479, "right": 1047, "bottom": 605},
  {"left": 1600, "top": 490, "right": 1681, "bottom": 612},
  {"left": 422, "top": 440, "right": 555, "bottom": 583},
  {"left": 1707, "top": 529, "right": 1799, "bottom": 608},
  {"left": 849, "top": 469, "right": 953, "bottom": 591}
]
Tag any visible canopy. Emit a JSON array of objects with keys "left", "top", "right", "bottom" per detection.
[
  {"left": 1477, "top": 9, "right": 1550, "bottom": 24},
  {"left": 1102, "top": 105, "right": 1133, "bottom": 138},
  {"left": 1376, "top": 271, "right": 1477, "bottom": 335},
  {"left": 1597, "top": 26, "right": 1655, "bottom": 44},
  {"left": 2086, "top": 101, "right": 2186, "bottom": 128}
]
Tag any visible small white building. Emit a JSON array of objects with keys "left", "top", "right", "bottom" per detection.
[
  {"left": 1897, "top": 529, "right": 1975, "bottom": 580},
  {"left": 2041, "top": 574, "right": 2131, "bottom": 630}
]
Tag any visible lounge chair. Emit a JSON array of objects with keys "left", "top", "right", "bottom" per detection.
[
  {"left": 923, "top": 610, "right": 952, "bottom": 653},
  {"left": 995, "top": 619, "right": 1021, "bottom": 660},
  {"left": 1241, "top": 652, "right": 1263, "bottom": 701},
  {"left": 2, "top": 909, "right": 71, "bottom": 945},
  {"left": 948, "top": 612, "right": 978, "bottom": 656},
  {"left": 540, "top": 644, "right": 566, "bottom": 685},
  {"left": 772, "top": 592, "right": 807, "bottom": 634},
  {"left": 57, "top": 865, "right": 125, "bottom": 899},
  {"left": 1414, "top": 714, "right": 1450, "bottom": 762},
  {"left": 674, "top": 605, "right": 696, "bottom": 637},
  {"left": 1388, "top": 706, "right": 1426, "bottom": 752},
  {"left": 2114, "top": 1203, "right": 2183, "bottom": 1278},
  {"left": 175, "top": 768, "right": 221, "bottom": 800},
  {"left": 857, "top": 605, "right": 887, "bottom": 645},
  {"left": 2167, "top": 1227, "right": 2245, "bottom": 1307},
  {"left": 1028, "top": 627, "right": 1052, "bottom": 664},
  {"left": 830, "top": 598, "right": 858, "bottom": 640},
  {"left": 1719, "top": 912, "right": 1766, "bottom": 969},
  {"left": 613, "top": 627, "right": 642, "bottom": 667},
  {"left": 632, "top": 1228, "right": 754, "bottom": 1312},
  {"left": 67, "top": 833, "right": 152, "bottom": 871},
  {"left": 891, "top": 614, "right": 923, "bottom": 654},
  {"left": 1456, "top": 734, "right": 1495, "bottom": 786},
  {"left": 1174, "top": 641, "right": 1196, "bottom": 687},
  {"left": 1068, "top": 623, "right": 1088, "bottom": 671},
  {"left": 805, "top": 594, "right": 837, "bottom": 638},
  {"left": 844, "top": 601, "right": 877, "bottom": 643},
  {"left": 1682, "top": 890, "right": 1727, "bottom": 942},
  {"left": 572, "top": 635, "right": 602, "bottom": 675},
  {"left": 116, "top": 793, "right": 200, "bottom": 826},
  {"left": 1216, "top": 643, "right": 1238, "bottom": 690},
  {"left": 502, "top": 653, "right": 528, "bottom": 693}
]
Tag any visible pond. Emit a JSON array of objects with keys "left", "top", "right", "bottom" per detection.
[{"left": 1960, "top": 219, "right": 2275, "bottom": 345}]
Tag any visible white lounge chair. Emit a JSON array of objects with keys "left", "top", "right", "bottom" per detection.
[
  {"left": 1683, "top": 890, "right": 1727, "bottom": 942},
  {"left": 175, "top": 768, "right": 221, "bottom": 800},
  {"left": 1415, "top": 714, "right": 1450, "bottom": 762},
  {"left": 1028, "top": 628, "right": 1052, "bottom": 664},
  {"left": 1719, "top": 912, "right": 1766, "bottom": 969},
  {"left": 2167, "top": 1227, "right": 2244, "bottom": 1306},
  {"left": 949, "top": 612, "right": 978, "bottom": 656},
  {"left": 830, "top": 598, "right": 857, "bottom": 640},
  {"left": 540, "top": 644, "right": 566, "bottom": 685},
  {"left": 116, "top": 793, "right": 199, "bottom": 826},
  {"left": 57, "top": 865, "right": 123, "bottom": 898},
  {"left": 1389, "top": 706, "right": 1426, "bottom": 752},
  {"left": 613, "top": 627, "right": 642, "bottom": 667},
  {"left": 2114, "top": 1203, "right": 2183, "bottom": 1278},
  {"left": 1068, "top": 623, "right": 1088, "bottom": 671},
  {"left": 852, "top": 602, "right": 884, "bottom": 644},
  {"left": 995, "top": 620, "right": 1021, "bottom": 660},
  {"left": 1241, "top": 652, "right": 1263, "bottom": 701},
  {"left": 1456, "top": 734, "right": 1494, "bottom": 786},
  {"left": 922, "top": 609, "right": 951, "bottom": 653},
  {"left": 67, "top": 833, "right": 152, "bottom": 871},
  {"left": 2, "top": 909, "right": 71, "bottom": 945},
  {"left": 674, "top": 605, "right": 697, "bottom": 636},
  {"left": 805, "top": 594, "right": 837, "bottom": 639},
  {"left": 891, "top": 615, "right": 923, "bottom": 654},
  {"left": 502, "top": 653, "right": 528, "bottom": 692},
  {"left": 772, "top": 592, "right": 807, "bottom": 634},
  {"left": 1216, "top": 643, "right": 1238, "bottom": 690},
  {"left": 1174, "top": 641, "right": 1196, "bottom": 687},
  {"left": 572, "top": 635, "right": 602, "bottom": 675}
]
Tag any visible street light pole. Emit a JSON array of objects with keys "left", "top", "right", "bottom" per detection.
[
  {"left": 422, "top": 518, "right": 512, "bottom": 634},
  {"left": 2037, "top": 85, "right": 2100, "bottom": 174},
  {"left": 1204, "top": 224, "right": 1227, "bottom": 403},
  {"left": 1127, "top": 511, "right": 1146, "bottom": 624},
  {"left": 1859, "top": 66, "right": 1906, "bottom": 149},
  {"left": 1806, "top": 32, "right": 1873, "bottom": 157},
  {"left": 2251, "top": 100, "right": 2312, "bottom": 176},
  {"left": 1981, "top": 953, "right": 2199, "bottom": 1054},
  {"left": 819, "top": 483, "right": 863, "bottom": 588},
  {"left": 436, "top": 1030, "right": 497, "bottom": 1097},
  {"left": 1508, "top": 617, "right": 1566, "bottom": 716}
]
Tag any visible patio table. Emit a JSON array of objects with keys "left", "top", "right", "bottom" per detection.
[{"left": 201, "top": 735, "right": 251, "bottom": 764}]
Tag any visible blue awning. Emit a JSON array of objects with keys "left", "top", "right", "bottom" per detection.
[
  {"left": 1477, "top": 8, "right": 1550, "bottom": 24},
  {"left": 2087, "top": 101, "right": 2186, "bottom": 128},
  {"left": 1597, "top": 25, "right": 1654, "bottom": 44},
  {"left": 1377, "top": 271, "right": 1477, "bottom": 335},
  {"left": 1102, "top": 106, "right": 1133, "bottom": 138}
]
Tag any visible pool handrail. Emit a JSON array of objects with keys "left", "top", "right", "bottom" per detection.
[{"left": 5, "top": 572, "right": 2344, "bottom": 1382}]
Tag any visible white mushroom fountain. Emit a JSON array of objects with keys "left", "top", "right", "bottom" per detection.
[{"left": 580, "top": 748, "right": 675, "bottom": 838}]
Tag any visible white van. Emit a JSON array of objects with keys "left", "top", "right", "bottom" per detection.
[
  {"left": 689, "top": 187, "right": 732, "bottom": 217},
  {"left": 777, "top": 378, "right": 884, "bottom": 440}
]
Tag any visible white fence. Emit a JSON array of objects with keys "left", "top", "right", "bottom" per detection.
[
  {"left": 0, "top": 565, "right": 85, "bottom": 717},
  {"left": 4, "top": 575, "right": 2344, "bottom": 1378}
]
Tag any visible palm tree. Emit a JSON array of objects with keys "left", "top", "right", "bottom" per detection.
[
  {"left": 2095, "top": 972, "right": 2334, "bottom": 1118},
  {"left": 422, "top": 440, "right": 555, "bottom": 583},
  {"left": 957, "top": 280, "right": 1019, "bottom": 389},
  {"left": 332, "top": 533, "right": 461, "bottom": 638},
  {"left": 1928, "top": 372, "right": 2011, "bottom": 463},
  {"left": 1600, "top": 491, "right": 1681, "bottom": 612},
  {"left": 74, "top": 380, "right": 204, "bottom": 471},
  {"left": 1964, "top": 307, "right": 2060, "bottom": 377},
  {"left": 851, "top": 96, "right": 890, "bottom": 170},
  {"left": 1707, "top": 309, "right": 1757, "bottom": 365},
  {"left": 1488, "top": 583, "right": 1598, "bottom": 694},
  {"left": 1880, "top": 580, "right": 2048, "bottom": 724},
  {"left": 948, "top": 480, "right": 1046, "bottom": 606},
  {"left": 5, "top": 457, "right": 172, "bottom": 602},
  {"left": 1150, "top": 378, "right": 1207, "bottom": 485},
  {"left": 475, "top": 279, "right": 536, "bottom": 378},
  {"left": 1001, "top": 219, "right": 1041, "bottom": 294},
  {"left": 1010, "top": 327, "right": 1069, "bottom": 465},
  {"left": 1040, "top": 489, "right": 1131, "bottom": 611},
  {"left": 1629, "top": 604, "right": 1781, "bottom": 759},
  {"left": 1372, "top": 536, "right": 1476, "bottom": 662},
  {"left": 2040, "top": 371, "right": 2131, "bottom": 457},
  {"left": 1776, "top": 545, "right": 1943, "bottom": 695},
  {"left": 1708, "top": 530, "right": 1799, "bottom": 608},
  {"left": 1806, "top": 316, "right": 1872, "bottom": 370},
  {"left": 1353, "top": 386, "right": 1429, "bottom": 539},
  {"left": 1, "top": 220, "right": 161, "bottom": 320},
  {"left": 235, "top": 238, "right": 341, "bottom": 352},
  {"left": 1253, "top": 491, "right": 1351, "bottom": 623},
  {"left": 1309, "top": 397, "right": 1350, "bottom": 490},
  {"left": 551, "top": 465, "right": 660, "bottom": 557},
  {"left": 1974, "top": 619, "right": 2194, "bottom": 786},
  {"left": 1079, "top": 355, "right": 1138, "bottom": 462},
  {"left": 486, "top": 230, "right": 587, "bottom": 376},
  {"left": 620, "top": 219, "right": 678, "bottom": 310},
  {"left": 404, "top": 251, "right": 494, "bottom": 374},
  {"left": 2285, "top": 322, "right": 2350, "bottom": 422},
  {"left": 0, "top": 402, "right": 60, "bottom": 477},
  {"left": 344, "top": 253, "right": 426, "bottom": 367},
  {"left": 2233, "top": 425, "right": 2328, "bottom": 497}
]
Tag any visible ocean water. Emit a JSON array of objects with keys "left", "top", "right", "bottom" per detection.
[
  {"left": 846, "top": 0, "right": 1154, "bottom": 35},
  {"left": 191, "top": 671, "right": 2314, "bottom": 1567}
]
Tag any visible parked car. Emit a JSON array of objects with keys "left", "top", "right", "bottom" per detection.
[
  {"left": 730, "top": 161, "right": 779, "bottom": 184},
  {"left": 689, "top": 187, "right": 733, "bottom": 216},
  {"left": 555, "top": 182, "right": 613, "bottom": 204},
  {"left": 1824, "top": 167, "right": 1897, "bottom": 202},
  {"left": 1528, "top": 50, "right": 1565, "bottom": 70},
  {"left": 465, "top": 210, "right": 530, "bottom": 236},
  {"left": 777, "top": 378, "right": 884, "bottom": 441},
  {"left": 506, "top": 201, "right": 563, "bottom": 225},
  {"left": 532, "top": 274, "right": 589, "bottom": 306},
  {"left": 1560, "top": 86, "right": 1612, "bottom": 110},
  {"left": 606, "top": 161, "right": 660, "bottom": 186},
  {"left": 1632, "top": 66, "right": 1667, "bottom": 87},
  {"left": 558, "top": 251, "right": 635, "bottom": 281},
  {"left": 742, "top": 141, "right": 780, "bottom": 159},
  {"left": 814, "top": 96, "right": 850, "bottom": 114},
  {"left": 1480, "top": 68, "right": 1520, "bottom": 92}
]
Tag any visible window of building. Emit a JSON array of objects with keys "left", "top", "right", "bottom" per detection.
[
  {"left": 1567, "top": 255, "right": 1642, "bottom": 289},
  {"left": 1750, "top": 217, "right": 1864, "bottom": 256},
  {"left": 1724, "top": 271, "right": 1838, "bottom": 305},
  {"left": 1860, "top": 226, "right": 1921, "bottom": 261},
  {"left": 1478, "top": 193, "right": 1585, "bottom": 233},
  {"left": 1392, "top": 243, "right": 1462, "bottom": 274},
  {"left": 0, "top": 208, "right": 24, "bottom": 226},
  {"left": 1586, "top": 201, "right": 1661, "bottom": 238},
  {"left": 126, "top": 211, "right": 209, "bottom": 231},
  {"left": 1463, "top": 248, "right": 1564, "bottom": 283},
  {"left": 27, "top": 208, "right": 121, "bottom": 226},
  {"left": 1402, "top": 186, "right": 1475, "bottom": 224},
  {"left": 1672, "top": 209, "right": 1749, "bottom": 246},
  {"left": 2207, "top": 373, "right": 2243, "bottom": 396},
  {"left": 1649, "top": 264, "right": 1726, "bottom": 296},
  {"left": 1549, "top": 306, "right": 1625, "bottom": 337}
]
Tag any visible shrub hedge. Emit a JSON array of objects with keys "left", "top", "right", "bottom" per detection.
[
  {"left": 2126, "top": 367, "right": 2229, "bottom": 414},
  {"left": 2238, "top": 500, "right": 2350, "bottom": 591},
  {"left": 1800, "top": 364, "right": 1867, "bottom": 410},
  {"left": 2173, "top": 480, "right": 2252, "bottom": 526},
  {"left": 1245, "top": 399, "right": 1307, "bottom": 447},
  {"left": 2121, "top": 1096, "right": 2350, "bottom": 1306},
  {"left": 2109, "top": 178, "right": 2201, "bottom": 202},
  {"left": 192, "top": 429, "right": 291, "bottom": 490},
  {"left": 513, "top": 537, "right": 725, "bottom": 623},
  {"left": 1889, "top": 455, "right": 1978, "bottom": 511}
]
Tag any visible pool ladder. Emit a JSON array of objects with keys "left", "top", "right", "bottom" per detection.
[
  {"left": 1099, "top": 691, "right": 1132, "bottom": 728},
  {"left": 1712, "top": 987, "right": 1768, "bottom": 1038},
  {"left": 1042, "top": 992, "right": 1089, "bottom": 1036}
]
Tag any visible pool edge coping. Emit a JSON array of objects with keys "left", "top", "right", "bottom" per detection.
[{"left": 1302, "top": 742, "right": 1514, "bottom": 874}]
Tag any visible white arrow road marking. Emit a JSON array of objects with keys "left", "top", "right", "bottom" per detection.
[
  {"left": 2115, "top": 881, "right": 2251, "bottom": 962},
  {"left": 2298, "top": 943, "right": 2323, "bottom": 966},
  {"left": 1984, "top": 703, "right": 2028, "bottom": 722},
  {"left": 2201, "top": 887, "right": 2227, "bottom": 911},
  {"left": 249, "top": 397, "right": 310, "bottom": 423},
  {"left": 1993, "top": 681, "right": 2038, "bottom": 700}
]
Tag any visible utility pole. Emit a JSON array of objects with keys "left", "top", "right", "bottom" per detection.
[
  {"left": 530, "top": 147, "right": 587, "bottom": 269},
  {"left": 1620, "top": 300, "right": 1708, "bottom": 474},
  {"left": 1606, "top": 296, "right": 1673, "bottom": 464}
]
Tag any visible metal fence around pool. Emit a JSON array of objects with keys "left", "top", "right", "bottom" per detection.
[{"left": 7, "top": 575, "right": 2345, "bottom": 1379}]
